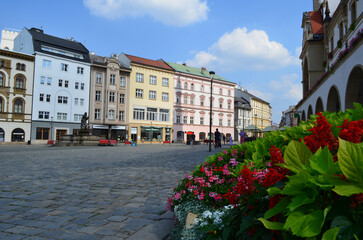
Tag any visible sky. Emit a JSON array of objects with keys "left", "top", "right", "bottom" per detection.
[{"left": 0, "top": 0, "right": 340, "bottom": 124}]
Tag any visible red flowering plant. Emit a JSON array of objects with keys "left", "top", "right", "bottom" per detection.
[{"left": 168, "top": 103, "right": 363, "bottom": 240}]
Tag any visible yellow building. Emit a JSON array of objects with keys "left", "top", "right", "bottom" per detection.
[
  {"left": 250, "top": 96, "right": 272, "bottom": 131},
  {"left": 118, "top": 53, "right": 174, "bottom": 143}
]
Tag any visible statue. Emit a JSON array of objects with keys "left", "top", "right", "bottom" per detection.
[{"left": 80, "top": 112, "right": 89, "bottom": 134}]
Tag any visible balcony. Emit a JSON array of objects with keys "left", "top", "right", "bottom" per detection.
[
  {"left": 0, "top": 112, "right": 8, "bottom": 119},
  {"left": 0, "top": 86, "right": 10, "bottom": 95},
  {"left": 12, "top": 113, "right": 25, "bottom": 121},
  {"left": 13, "top": 88, "right": 26, "bottom": 96}
]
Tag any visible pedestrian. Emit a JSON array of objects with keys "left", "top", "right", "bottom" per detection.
[
  {"left": 229, "top": 137, "right": 233, "bottom": 146},
  {"left": 223, "top": 135, "right": 226, "bottom": 145},
  {"left": 214, "top": 128, "right": 221, "bottom": 148},
  {"left": 239, "top": 130, "right": 246, "bottom": 144}
]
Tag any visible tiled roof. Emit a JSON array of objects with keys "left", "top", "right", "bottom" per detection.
[
  {"left": 125, "top": 54, "right": 173, "bottom": 71},
  {"left": 165, "top": 62, "right": 233, "bottom": 83},
  {"left": 309, "top": 11, "right": 324, "bottom": 34}
]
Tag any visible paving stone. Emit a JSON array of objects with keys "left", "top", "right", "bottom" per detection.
[
  {"left": 107, "top": 216, "right": 127, "bottom": 222},
  {"left": 76, "top": 225, "right": 101, "bottom": 234}
]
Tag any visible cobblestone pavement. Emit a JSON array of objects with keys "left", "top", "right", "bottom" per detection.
[{"left": 0, "top": 143, "right": 228, "bottom": 239}]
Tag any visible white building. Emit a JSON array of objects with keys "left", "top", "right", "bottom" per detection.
[
  {"left": 234, "top": 87, "right": 252, "bottom": 141},
  {"left": 297, "top": 0, "right": 363, "bottom": 120},
  {"left": 13, "top": 28, "right": 91, "bottom": 143}
]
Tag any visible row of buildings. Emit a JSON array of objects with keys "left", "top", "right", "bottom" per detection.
[
  {"left": 0, "top": 27, "right": 271, "bottom": 144},
  {"left": 281, "top": 0, "right": 362, "bottom": 126}
]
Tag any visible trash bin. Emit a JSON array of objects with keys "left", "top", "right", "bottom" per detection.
[{"left": 27, "top": 140, "right": 31, "bottom": 145}]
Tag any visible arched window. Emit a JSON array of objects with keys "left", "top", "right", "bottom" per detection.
[
  {"left": 184, "top": 82, "right": 188, "bottom": 90},
  {"left": 201, "top": 85, "right": 204, "bottom": 92},
  {"left": 12, "top": 128, "right": 25, "bottom": 142},
  {"left": 0, "top": 128, "right": 4, "bottom": 142},
  {"left": 0, "top": 97, "right": 3, "bottom": 112},
  {"left": 15, "top": 75, "right": 24, "bottom": 89},
  {"left": 0, "top": 72, "right": 4, "bottom": 86},
  {"left": 177, "top": 80, "right": 181, "bottom": 88},
  {"left": 14, "top": 99, "right": 23, "bottom": 113},
  {"left": 191, "top": 83, "right": 194, "bottom": 90}
]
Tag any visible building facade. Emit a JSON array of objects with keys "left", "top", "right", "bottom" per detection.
[
  {"left": 280, "top": 105, "right": 298, "bottom": 127},
  {"left": 166, "top": 62, "right": 236, "bottom": 142},
  {"left": 297, "top": 0, "right": 363, "bottom": 120},
  {"left": 118, "top": 53, "right": 174, "bottom": 143},
  {"left": 89, "top": 53, "right": 131, "bottom": 140},
  {"left": 234, "top": 91, "right": 252, "bottom": 141},
  {"left": 0, "top": 49, "right": 34, "bottom": 143},
  {"left": 13, "top": 28, "right": 91, "bottom": 143}
]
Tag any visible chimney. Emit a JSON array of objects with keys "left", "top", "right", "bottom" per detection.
[
  {"left": 182, "top": 63, "right": 186, "bottom": 66},
  {"left": 201, "top": 67, "right": 207, "bottom": 75},
  {"left": 90, "top": 51, "right": 95, "bottom": 55}
]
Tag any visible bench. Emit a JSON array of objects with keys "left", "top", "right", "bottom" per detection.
[
  {"left": 163, "top": 141, "right": 171, "bottom": 144},
  {"left": 47, "top": 140, "right": 54, "bottom": 147},
  {"left": 109, "top": 140, "right": 117, "bottom": 146},
  {"left": 125, "top": 141, "right": 131, "bottom": 145}
]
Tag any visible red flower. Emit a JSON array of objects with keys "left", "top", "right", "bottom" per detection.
[
  {"left": 350, "top": 193, "right": 363, "bottom": 209},
  {"left": 223, "top": 190, "right": 239, "bottom": 205},
  {"left": 269, "top": 146, "right": 289, "bottom": 175},
  {"left": 338, "top": 119, "right": 363, "bottom": 143},
  {"left": 304, "top": 113, "right": 338, "bottom": 153},
  {"left": 262, "top": 169, "right": 286, "bottom": 188},
  {"left": 234, "top": 166, "right": 257, "bottom": 195}
]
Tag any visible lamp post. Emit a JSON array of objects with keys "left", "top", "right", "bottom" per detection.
[
  {"left": 208, "top": 71, "right": 215, "bottom": 152},
  {"left": 254, "top": 113, "right": 257, "bottom": 138},
  {"left": 50, "top": 116, "right": 53, "bottom": 141},
  {"left": 150, "top": 121, "right": 152, "bottom": 144},
  {"left": 242, "top": 103, "right": 245, "bottom": 132}
]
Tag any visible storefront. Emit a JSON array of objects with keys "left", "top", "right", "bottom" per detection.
[
  {"left": 92, "top": 125, "right": 126, "bottom": 141},
  {"left": 129, "top": 125, "right": 172, "bottom": 143}
]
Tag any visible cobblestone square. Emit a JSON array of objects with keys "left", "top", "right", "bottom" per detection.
[{"left": 0, "top": 144, "right": 226, "bottom": 239}]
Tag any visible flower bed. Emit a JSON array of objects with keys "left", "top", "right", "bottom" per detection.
[{"left": 168, "top": 103, "right": 363, "bottom": 239}]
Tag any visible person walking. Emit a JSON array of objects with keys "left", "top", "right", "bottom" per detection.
[
  {"left": 223, "top": 135, "right": 226, "bottom": 145},
  {"left": 229, "top": 137, "right": 233, "bottom": 146},
  {"left": 239, "top": 130, "right": 246, "bottom": 144},
  {"left": 214, "top": 128, "right": 221, "bottom": 148}
]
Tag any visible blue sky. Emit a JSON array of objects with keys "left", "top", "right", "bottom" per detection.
[{"left": 1, "top": 0, "right": 331, "bottom": 123}]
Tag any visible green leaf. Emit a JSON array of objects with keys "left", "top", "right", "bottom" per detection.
[
  {"left": 332, "top": 183, "right": 363, "bottom": 196},
  {"left": 258, "top": 218, "right": 284, "bottom": 230},
  {"left": 283, "top": 207, "right": 330, "bottom": 237},
  {"left": 338, "top": 138, "right": 363, "bottom": 183},
  {"left": 284, "top": 141, "right": 312, "bottom": 173},
  {"left": 264, "top": 197, "right": 290, "bottom": 219},
  {"left": 287, "top": 195, "right": 315, "bottom": 211},
  {"left": 331, "top": 216, "right": 352, "bottom": 231},
  {"left": 310, "top": 147, "right": 335, "bottom": 174},
  {"left": 322, "top": 228, "right": 340, "bottom": 240},
  {"left": 267, "top": 187, "right": 282, "bottom": 197}
]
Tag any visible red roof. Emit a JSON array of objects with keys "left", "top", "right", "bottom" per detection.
[
  {"left": 125, "top": 54, "right": 173, "bottom": 71},
  {"left": 309, "top": 11, "right": 324, "bottom": 34}
]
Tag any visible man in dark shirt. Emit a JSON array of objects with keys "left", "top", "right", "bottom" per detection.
[{"left": 214, "top": 128, "right": 221, "bottom": 148}]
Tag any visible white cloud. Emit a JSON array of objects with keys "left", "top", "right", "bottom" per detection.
[
  {"left": 83, "top": 0, "right": 208, "bottom": 27},
  {"left": 248, "top": 89, "right": 274, "bottom": 102},
  {"left": 186, "top": 27, "right": 299, "bottom": 71},
  {"left": 269, "top": 74, "right": 302, "bottom": 100}
]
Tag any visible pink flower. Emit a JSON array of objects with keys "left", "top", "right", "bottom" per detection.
[
  {"left": 218, "top": 156, "right": 223, "bottom": 161},
  {"left": 229, "top": 158, "right": 238, "bottom": 167}
]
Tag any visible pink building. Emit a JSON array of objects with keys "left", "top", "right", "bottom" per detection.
[{"left": 166, "top": 62, "right": 236, "bottom": 143}]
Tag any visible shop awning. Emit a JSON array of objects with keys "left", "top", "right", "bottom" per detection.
[{"left": 186, "top": 131, "right": 194, "bottom": 135}]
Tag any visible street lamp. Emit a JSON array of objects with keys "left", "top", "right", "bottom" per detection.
[
  {"left": 242, "top": 103, "right": 245, "bottom": 132},
  {"left": 50, "top": 116, "right": 53, "bottom": 141},
  {"left": 209, "top": 71, "right": 215, "bottom": 152},
  {"left": 254, "top": 113, "right": 257, "bottom": 138}
]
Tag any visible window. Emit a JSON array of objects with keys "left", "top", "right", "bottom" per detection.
[
  {"left": 183, "top": 116, "right": 188, "bottom": 124},
  {"left": 96, "top": 73, "right": 102, "bottom": 84},
  {"left": 150, "top": 75, "right": 156, "bottom": 85},
  {"left": 95, "top": 91, "right": 101, "bottom": 101},
  {"left": 219, "top": 119, "right": 223, "bottom": 126},
  {"left": 46, "top": 94, "right": 51, "bottom": 102},
  {"left": 75, "top": 82, "right": 79, "bottom": 89},
  {"left": 47, "top": 77, "right": 52, "bottom": 85},
  {"left": 58, "top": 79, "right": 63, "bottom": 87},
  {"left": 14, "top": 99, "right": 23, "bottom": 113},
  {"left": 162, "top": 93, "right": 169, "bottom": 101},
  {"left": 119, "top": 111, "right": 125, "bottom": 121},
  {"left": 38, "top": 111, "right": 49, "bottom": 119},
  {"left": 184, "top": 96, "right": 188, "bottom": 104},
  {"left": 43, "top": 59, "right": 51, "bottom": 68},
  {"left": 228, "top": 90, "right": 231, "bottom": 96},
  {"left": 190, "top": 116, "right": 194, "bottom": 124},
  {"left": 75, "top": 98, "right": 79, "bottom": 105},
  {"left": 201, "top": 99, "right": 204, "bottom": 106},
  {"left": 81, "top": 83, "right": 84, "bottom": 90},
  {"left": 219, "top": 101, "right": 223, "bottom": 108},
  {"left": 136, "top": 73, "right": 144, "bottom": 83},
  {"left": 200, "top": 117, "right": 204, "bottom": 125},
  {"left": 80, "top": 98, "right": 84, "bottom": 106},
  {"left": 65, "top": 80, "right": 69, "bottom": 88},
  {"left": 177, "top": 80, "right": 181, "bottom": 88},
  {"left": 74, "top": 114, "right": 83, "bottom": 122},
  {"left": 228, "top": 120, "right": 231, "bottom": 127},
  {"left": 119, "top": 94, "right": 125, "bottom": 103},
  {"left": 57, "top": 112, "right": 67, "bottom": 121},
  {"left": 95, "top": 109, "right": 101, "bottom": 119},
  {"left": 191, "top": 83, "right": 194, "bottom": 90},
  {"left": 147, "top": 107, "right": 157, "bottom": 120},
  {"left": 176, "top": 95, "right": 181, "bottom": 103},
  {"left": 133, "top": 108, "right": 145, "bottom": 120},
  {"left": 58, "top": 96, "right": 68, "bottom": 104},
  {"left": 39, "top": 94, "right": 44, "bottom": 102},
  {"left": 0, "top": 73, "right": 4, "bottom": 86},
  {"left": 219, "top": 88, "right": 222, "bottom": 95},
  {"left": 176, "top": 115, "right": 181, "bottom": 124},
  {"left": 228, "top": 102, "right": 231, "bottom": 109},
  {"left": 330, "top": 36, "right": 334, "bottom": 51},
  {"left": 184, "top": 82, "right": 188, "bottom": 89},
  {"left": 120, "top": 77, "right": 126, "bottom": 87},
  {"left": 162, "top": 78, "right": 169, "bottom": 86},
  {"left": 15, "top": 76, "right": 24, "bottom": 89},
  {"left": 190, "top": 97, "right": 194, "bottom": 105},
  {"left": 40, "top": 76, "right": 45, "bottom": 84},
  {"left": 351, "top": 1, "right": 357, "bottom": 23},
  {"left": 201, "top": 85, "right": 204, "bottom": 92},
  {"left": 109, "top": 92, "right": 115, "bottom": 102},
  {"left": 110, "top": 74, "right": 116, "bottom": 85},
  {"left": 160, "top": 109, "right": 169, "bottom": 122},
  {"left": 77, "top": 67, "right": 84, "bottom": 74},
  {"left": 149, "top": 90, "right": 156, "bottom": 100},
  {"left": 36, "top": 128, "right": 49, "bottom": 140},
  {"left": 0, "top": 60, "right": 4, "bottom": 67},
  {"left": 0, "top": 97, "right": 3, "bottom": 112},
  {"left": 61, "top": 63, "right": 68, "bottom": 72},
  {"left": 136, "top": 89, "right": 143, "bottom": 98}
]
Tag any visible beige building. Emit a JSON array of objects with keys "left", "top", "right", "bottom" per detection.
[
  {"left": 250, "top": 96, "right": 272, "bottom": 132},
  {"left": 118, "top": 53, "right": 174, "bottom": 143},
  {"left": 89, "top": 53, "right": 131, "bottom": 140},
  {"left": 0, "top": 49, "right": 34, "bottom": 143}
]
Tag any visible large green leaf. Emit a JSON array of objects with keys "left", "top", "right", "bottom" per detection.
[
  {"left": 310, "top": 147, "right": 335, "bottom": 174},
  {"left": 267, "top": 187, "right": 282, "bottom": 197},
  {"left": 264, "top": 197, "right": 290, "bottom": 219},
  {"left": 258, "top": 218, "right": 284, "bottom": 230},
  {"left": 322, "top": 228, "right": 340, "bottom": 240},
  {"left": 283, "top": 207, "right": 330, "bottom": 237},
  {"left": 287, "top": 195, "right": 315, "bottom": 211},
  {"left": 284, "top": 141, "right": 312, "bottom": 173},
  {"left": 337, "top": 138, "right": 363, "bottom": 183},
  {"left": 332, "top": 183, "right": 363, "bottom": 196}
]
